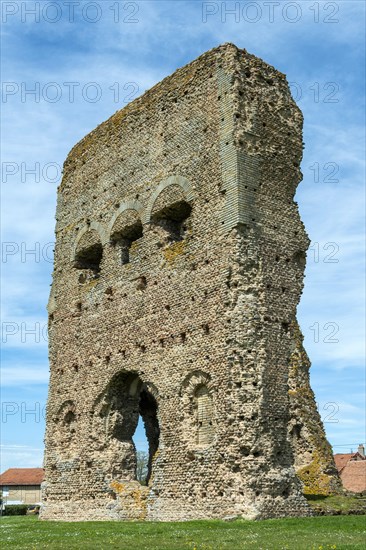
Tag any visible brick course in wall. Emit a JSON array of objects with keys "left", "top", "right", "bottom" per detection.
[{"left": 41, "top": 43, "right": 340, "bottom": 522}]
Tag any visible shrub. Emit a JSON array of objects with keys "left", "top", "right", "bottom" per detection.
[{"left": 3, "top": 504, "right": 28, "bottom": 516}]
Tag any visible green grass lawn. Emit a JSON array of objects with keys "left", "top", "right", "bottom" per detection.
[{"left": 1, "top": 515, "right": 365, "bottom": 550}]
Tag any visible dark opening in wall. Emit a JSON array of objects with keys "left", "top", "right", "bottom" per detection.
[
  {"left": 294, "top": 250, "right": 306, "bottom": 269},
  {"left": 152, "top": 200, "right": 192, "bottom": 243},
  {"left": 291, "top": 424, "right": 302, "bottom": 439},
  {"left": 138, "top": 390, "right": 160, "bottom": 484},
  {"left": 102, "top": 372, "right": 159, "bottom": 486},
  {"left": 74, "top": 243, "right": 103, "bottom": 274},
  {"left": 112, "top": 221, "right": 143, "bottom": 265},
  {"left": 136, "top": 276, "right": 147, "bottom": 290},
  {"left": 63, "top": 410, "right": 76, "bottom": 435},
  {"left": 64, "top": 410, "right": 75, "bottom": 424}
]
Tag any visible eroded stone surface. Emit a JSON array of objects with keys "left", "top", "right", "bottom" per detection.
[{"left": 41, "top": 43, "right": 339, "bottom": 522}]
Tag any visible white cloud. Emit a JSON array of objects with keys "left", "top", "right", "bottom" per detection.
[{"left": 0, "top": 445, "right": 44, "bottom": 471}]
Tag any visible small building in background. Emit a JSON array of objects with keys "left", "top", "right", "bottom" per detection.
[
  {"left": 334, "top": 444, "right": 366, "bottom": 494},
  {"left": 0, "top": 468, "right": 44, "bottom": 505}
]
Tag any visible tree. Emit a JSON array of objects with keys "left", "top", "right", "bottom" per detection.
[{"left": 136, "top": 451, "right": 148, "bottom": 485}]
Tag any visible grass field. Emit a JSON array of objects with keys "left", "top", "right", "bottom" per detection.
[{"left": 1, "top": 515, "right": 365, "bottom": 549}]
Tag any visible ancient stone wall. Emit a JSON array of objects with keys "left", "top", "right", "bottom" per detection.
[
  {"left": 288, "top": 321, "right": 342, "bottom": 495},
  {"left": 41, "top": 43, "right": 339, "bottom": 522}
]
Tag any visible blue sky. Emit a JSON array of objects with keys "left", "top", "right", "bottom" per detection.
[{"left": 1, "top": 1, "right": 365, "bottom": 471}]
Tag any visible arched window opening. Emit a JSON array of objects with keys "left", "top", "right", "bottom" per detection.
[
  {"left": 181, "top": 372, "right": 215, "bottom": 450},
  {"left": 74, "top": 242, "right": 103, "bottom": 274},
  {"left": 152, "top": 200, "right": 192, "bottom": 244},
  {"left": 111, "top": 220, "right": 143, "bottom": 265},
  {"left": 98, "top": 373, "right": 159, "bottom": 486},
  {"left": 195, "top": 385, "right": 214, "bottom": 446}
]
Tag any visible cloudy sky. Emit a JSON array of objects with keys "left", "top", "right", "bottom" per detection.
[{"left": 1, "top": 0, "right": 365, "bottom": 471}]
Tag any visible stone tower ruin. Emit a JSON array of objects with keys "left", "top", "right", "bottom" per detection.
[{"left": 42, "top": 44, "right": 340, "bottom": 521}]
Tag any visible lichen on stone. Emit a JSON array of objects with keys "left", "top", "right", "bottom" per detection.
[{"left": 163, "top": 240, "right": 186, "bottom": 265}]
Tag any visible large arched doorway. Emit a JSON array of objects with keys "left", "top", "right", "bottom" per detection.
[{"left": 98, "top": 372, "right": 159, "bottom": 485}]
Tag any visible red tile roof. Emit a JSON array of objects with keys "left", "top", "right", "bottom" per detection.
[
  {"left": 340, "top": 461, "right": 366, "bottom": 493},
  {"left": 0, "top": 468, "right": 44, "bottom": 486},
  {"left": 334, "top": 453, "right": 356, "bottom": 471},
  {"left": 334, "top": 452, "right": 364, "bottom": 472}
]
